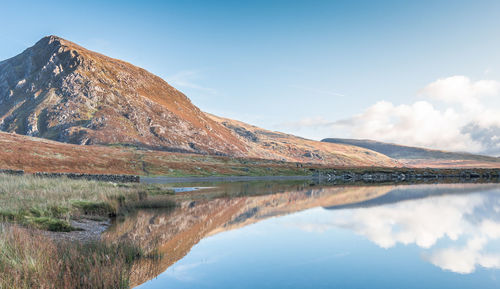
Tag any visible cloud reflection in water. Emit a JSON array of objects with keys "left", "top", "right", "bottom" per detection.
[{"left": 311, "top": 187, "right": 500, "bottom": 274}]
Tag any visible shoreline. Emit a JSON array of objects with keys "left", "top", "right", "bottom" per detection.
[
  {"left": 41, "top": 218, "right": 111, "bottom": 243},
  {"left": 141, "top": 168, "right": 500, "bottom": 184},
  {"left": 141, "top": 175, "right": 313, "bottom": 184}
]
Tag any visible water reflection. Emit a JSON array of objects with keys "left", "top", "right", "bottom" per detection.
[
  {"left": 104, "top": 181, "right": 394, "bottom": 286},
  {"left": 102, "top": 181, "right": 500, "bottom": 287},
  {"left": 325, "top": 184, "right": 500, "bottom": 274}
]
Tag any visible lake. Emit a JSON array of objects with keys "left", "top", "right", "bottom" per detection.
[{"left": 105, "top": 181, "right": 500, "bottom": 288}]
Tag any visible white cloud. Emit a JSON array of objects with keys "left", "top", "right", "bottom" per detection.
[
  {"left": 326, "top": 76, "right": 500, "bottom": 155},
  {"left": 333, "top": 100, "right": 482, "bottom": 152},
  {"left": 419, "top": 75, "right": 500, "bottom": 109}
]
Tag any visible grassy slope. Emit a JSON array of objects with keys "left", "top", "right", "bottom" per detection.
[{"left": 0, "top": 131, "right": 386, "bottom": 177}]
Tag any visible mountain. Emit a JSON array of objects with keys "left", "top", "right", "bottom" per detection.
[
  {"left": 0, "top": 35, "right": 246, "bottom": 156},
  {"left": 322, "top": 138, "right": 500, "bottom": 167},
  {"left": 0, "top": 35, "right": 396, "bottom": 167}
]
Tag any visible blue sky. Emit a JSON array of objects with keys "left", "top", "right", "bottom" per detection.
[{"left": 1, "top": 0, "right": 500, "bottom": 154}]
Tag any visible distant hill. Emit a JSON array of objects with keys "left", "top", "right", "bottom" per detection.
[{"left": 322, "top": 138, "right": 500, "bottom": 167}]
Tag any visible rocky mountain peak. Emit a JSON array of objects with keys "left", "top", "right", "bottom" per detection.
[
  {"left": 0, "top": 36, "right": 248, "bottom": 155},
  {"left": 37, "top": 35, "right": 64, "bottom": 48},
  {"left": 0, "top": 35, "right": 82, "bottom": 101}
]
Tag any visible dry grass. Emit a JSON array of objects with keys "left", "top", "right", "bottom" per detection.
[
  {"left": 0, "top": 174, "right": 129, "bottom": 213},
  {"left": 0, "top": 224, "right": 143, "bottom": 289}
]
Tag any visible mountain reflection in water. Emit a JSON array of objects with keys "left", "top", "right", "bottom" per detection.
[{"left": 102, "top": 182, "right": 500, "bottom": 288}]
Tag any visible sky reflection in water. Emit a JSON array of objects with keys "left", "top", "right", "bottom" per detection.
[{"left": 138, "top": 184, "right": 500, "bottom": 289}]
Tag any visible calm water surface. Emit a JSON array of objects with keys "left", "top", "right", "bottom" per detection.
[{"left": 127, "top": 182, "right": 500, "bottom": 289}]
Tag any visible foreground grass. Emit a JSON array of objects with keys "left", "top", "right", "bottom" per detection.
[
  {"left": 0, "top": 174, "right": 175, "bottom": 288},
  {"left": 0, "top": 224, "right": 149, "bottom": 289},
  {"left": 0, "top": 174, "right": 175, "bottom": 231}
]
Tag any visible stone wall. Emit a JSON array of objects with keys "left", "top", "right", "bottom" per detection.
[
  {"left": 33, "top": 172, "right": 140, "bottom": 183},
  {"left": 0, "top": 169, "right": 25, "bottom": 175},
  {"left": 0, "top": 169, "right": 140, "bottom": 183}
]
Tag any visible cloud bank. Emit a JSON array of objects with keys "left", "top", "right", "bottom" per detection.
[{"left": 291, "top": 76, "right": 500, "bottom": 156}]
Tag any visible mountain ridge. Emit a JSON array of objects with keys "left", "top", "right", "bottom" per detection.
[{"left": 0, "top": 35, "right": 397, "bottom": 167}]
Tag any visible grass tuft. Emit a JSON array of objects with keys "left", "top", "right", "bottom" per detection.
[
  {"left": 72, "top": 200, "right": 116, "bottom": 216},
  {"left": 25, "top": 216, "right": 74, "bottom": 232}
]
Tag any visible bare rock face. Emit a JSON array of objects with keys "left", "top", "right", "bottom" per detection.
[{"left": 0, "top": 36, "right": 247, "bottom": 155}]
